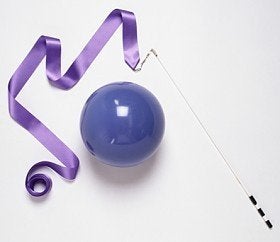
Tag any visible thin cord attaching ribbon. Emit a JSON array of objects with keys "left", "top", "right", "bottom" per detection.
[{"left": 8, "top": 9, "right": 140, "bottom": 197}]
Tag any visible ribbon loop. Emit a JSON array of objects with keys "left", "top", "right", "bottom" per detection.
[
  {"left": 26, "top": 173, "right": 52, "bottom": 197},
  {"left": 8, "top": 9, "right": 140, "bottom": 197}
]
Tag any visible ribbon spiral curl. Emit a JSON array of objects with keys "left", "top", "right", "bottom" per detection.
[{"left": 8, "top": 9, "right": 140, "bottom": 197}]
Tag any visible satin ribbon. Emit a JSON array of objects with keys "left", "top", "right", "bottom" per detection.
[{"left": 8, "top": 9, "right": 140, "bottom": 197}]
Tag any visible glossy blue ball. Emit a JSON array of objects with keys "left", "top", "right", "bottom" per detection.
[{"left": 80, "top": 82, "right": 165, "bottom": 167}]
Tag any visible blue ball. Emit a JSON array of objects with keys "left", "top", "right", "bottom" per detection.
[{"left": 80, "top": 82, "right": 165, "bottom": 167}]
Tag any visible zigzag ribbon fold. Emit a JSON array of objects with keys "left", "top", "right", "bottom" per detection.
[{"left": 8, "top": 9, "right": 140, "bottom": 197}]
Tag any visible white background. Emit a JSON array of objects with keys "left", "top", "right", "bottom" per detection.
[{"left": 1, "top": 0, "right": 280, "bottom": 241}]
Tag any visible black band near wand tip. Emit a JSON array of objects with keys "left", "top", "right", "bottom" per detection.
[
  {"left": 265, "top": 220, "right": 273, "bottom": 229},
  {"left": 249, "top": 195, "right": 257, "bottom": 205},
  {"left": 258, "top": 208, "right": 265, "bottom": 217}
]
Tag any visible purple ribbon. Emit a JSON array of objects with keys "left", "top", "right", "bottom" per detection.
[{"left": 8, "top": 9, "right": 140, "bottom": 197}]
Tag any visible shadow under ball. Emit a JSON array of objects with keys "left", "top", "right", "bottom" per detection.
[{"left": 80, "top": 82, "right": 165, "bottom": 167}]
